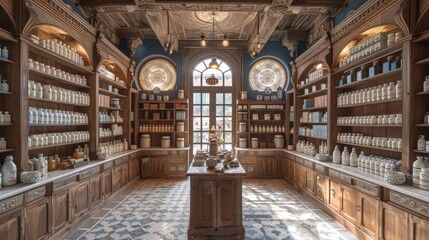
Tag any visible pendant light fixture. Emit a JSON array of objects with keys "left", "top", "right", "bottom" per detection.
[
  {"left": 164, "top": 11, "right": 173, "bottom": 55},
  {"left": 208, "top": 12, "right": 219, "bottom": 69},
  {"left": 222, "top": 34, "right": 229, "bottom": 47},
  {"left": 200, "top": 33, "right": 207, "bottom": 47}
]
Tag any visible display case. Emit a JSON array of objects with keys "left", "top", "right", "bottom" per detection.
[{"left": 331, "top": 25, "right": 405, "bottom": 163}]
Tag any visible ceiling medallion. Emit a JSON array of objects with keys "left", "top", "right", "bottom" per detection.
[
  {"left": 249, "top": 58, "right": 286, "bottom": 92},
  {"left": 195, "top": 11, "right": 228, "bottom": 23},
  {"left": 138, "top": 58, "right": 177, "bottom": 91}
]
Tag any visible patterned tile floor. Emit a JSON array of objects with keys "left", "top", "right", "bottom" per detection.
[{"left": 65, "top": 179, "right": 359, "bottom": 240}]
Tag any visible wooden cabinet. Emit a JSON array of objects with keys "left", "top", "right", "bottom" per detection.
[
  {"left": 305, "top": 168, "right": 316, "bottom": 194},
  {"left": 25, "top": 198, "right": 50, "bottom": 240},
  {"left": 90, "top": 174, "right": 103, "bottom": 207},
  {"left": 328, "top": 180, "right": 341, "bottom": 212},
  {"left": 51, "top": 189, "right": 70, "bottom": 234},
  {"left": 358, "top": 193, "right": 379, "bottom": 239},
  {"left": 70, "top": 181, "right": 90, "bottom": 222},
  {"left": 284, "top": 158, "right": 294, "bottom": 182},
  {"left": 103, "top": 170, "right": 113, "bottom": 198},
  {"left": 380, "top": 202, "right": 408, "bottom": 240},
  {"left": 315, "top": 174, "right": 327, "bottom": 203},
  {"left": 0, "top": 208, "right": 23, "bottom": 240},
  {"left": 257, "top": 157, "right": 282, "bottom": 175},
  {"left": 409, "top": 214, "right": 429, "bottom": 240},
  {"left": 294, "top": 163, "right": 306, "bottom": 189},
  {"left": 340, "top": 184, "right": 358, "bottom": 225},
  {"left": 112, "top": 165, "right": 122, "bottom": 192},
  {"left": 150, "top": 156, "right": 168, "bottom": 176},
  {"left": 121, "top": 163, "right": 129, "bottom": 187},
  {"left": 129, "top": 158, "right": 140, "bottom": 180}
]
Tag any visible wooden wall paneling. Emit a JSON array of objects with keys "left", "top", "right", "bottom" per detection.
[
  {"left": 340, "top": 184, "right": 358, "bottom": 226},
  {"left": 129, "top": 157, "right": 140, "bottom": 181},
  {"left": 112, "top": 164, "right": 122, "bottom": 192},
  {"left": 305, "top": 167, "right": 316, "bottom": 195},
  {"left": 380, "top": 202, "right": 409, "bottom": 240},
  {"left": 328, "top": 179, "right": 341, "bottom": 212},
  {"left": 0, "top": 208, "right": 23, "bottom": 240},
  {"left": 121, "top": 163, "right": 129, "bottom": 187},
  {"left": 409, "top": 214, "right": 429, "bottom": 240},
  {"left": 216, "top": 180, "right": 238, "bottom": 227},
  {"left": 103, "top": 169, "right": 113, "bottom": 199},
  {"left": 25, "top": 197, "right": 51, "bottom": 240}
]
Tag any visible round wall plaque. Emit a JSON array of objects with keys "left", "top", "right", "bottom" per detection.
[
  {"left": 138, "top": 58, "right": 177, "bottom": 91},
  {"left": 249, "top": 58, "right": 287, "bottom": 92}
]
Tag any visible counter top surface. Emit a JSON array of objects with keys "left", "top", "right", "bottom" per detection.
[
  {"left": 0, "top": 149, "right": 141, "bottom": 201},
  {"left": 187, "top": 161, "right": 246, "bottom": 177}
]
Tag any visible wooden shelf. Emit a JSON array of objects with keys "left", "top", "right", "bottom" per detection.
[
  {"left": 0, "top": 123, "right": 13, "bottom": 126},
  {"left": 416, "top": 124, "right": 429, "bottom": 127},
  {"left": 237, "top": 100, "right": 285, "bottom": 105},
  {"left": 98, "top": 75, "right": 127, "bottom": 90},
  {"left": 28, "top": 140, "right": 89, "bottom": 150},
  {"left": 337, "top": 141, "right": 402, "bottom": 152},
  {"left": 335, "top": 69, "right": 401, "bottom": 89},
  {"left": 99, "top": 134, "right": 125, "bottom": 139},
  {"left": 297, "top": 88, "right": 327, "bottom": 98},
  {"left": 336, "top": 98, "right": 401, "bottom": 108},
  {"left": 28, "top": 97, "right": 90, "bottom": 107},
  {"left": 336, "top": 124, "right": 401, "bottom": 127},
  {"left": 0, "top": 91, "right": 12, "bottom": 95},
  {"left": 0, "top": 58, "right": 14, "bottom": 64},
  {"left": 29, "top": 69, "right": 90, "bottom": 89},
  {"left": 299, "top": 122, "right": 327, "bottom": 125},
  {"left": 415, "top": 58, "right": 429, "bottom": 65},
  {"left": 28, "top": 41, "right": 93, "bottom": 74},
  {"left": 416, "top": 91, "right": 429, "bottom": 96},
  {"left": 333, "top": 40, "right": 404, "bottom": 73},
  {"left": 99, "top": 106, "right": 125, "bottom": 111},
  {"left": 250, "top": 120, "right": 284, "bottom": 122},
  {"left": 0, "top": 148, "right": 15, "bottom": 153},
  {"left": 297, "top": 106, "right": 327, "bottom": 111},
  {"left": 139, "top": 108, "right": 175, "bottom": 111},
  {"left": 413, "top": 150, "right": 429, "bottom": 154},
  {"left": 99, "top": 122, "right": 125, "bottom": 124},
  {"left": 297, "top": 76, "right": 328, "bottom": 90},
  {"left": 0, "top": 28, "right": 17, "bottom": 42},
  {"left": 139, "top": 131, "right": 174, "bottom": 133},
  {"left": 29, "top": 124, "right": 88, "bottom": 127},
  {"left": 139, "top": 119, "right": 174, "bottom": 121},
  {"left": 98, "top": 88, "right": 127, "bottom": 98},
  {"left": 298, "top": 135, "right": 327, "bottom": 140}
]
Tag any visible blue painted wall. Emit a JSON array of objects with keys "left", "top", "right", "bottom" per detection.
[
  {"left": 243, "top": 41, "right": 293, "bottom": 100},
  {"left": 334, "top": 0, "right": 366, "bottom": 26},
  {"left": 62, "top": 0, "right": 89, "bottom": 22},
  {"left": 133, "top": 39, "right": 183, "bottom": 99}
]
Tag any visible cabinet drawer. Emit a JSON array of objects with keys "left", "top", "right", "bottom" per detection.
[
  {"left": 315, "top": 163, "right": 327, "bottom": 173},
  {"left": 25, "top": 186, "right": 46, "bottom": 203},
  {"left": 353, "top": 178, "right": 380, "bottom": 197},
  {"left": 389, "top": 190, "right": 429, "bottom": 218},
  {"left": 328, "top": 169, "right": 352, "bottom": 185},
  {"left": 168, "top": 157, "right": 187, "bottom": 164},
  {"left": 304, "top": 160, "right": 314, "bottom": 169},
  {"left": 79, "top": 166, "right": 100, "bottom": 181},
  {"left": 285, "top": 152, "right": 295, "bottom": 160},
  {"left": 103, "top": 161, "right": 114, "bottom": 170},
  {"left": 257, "top": 151, "right": 275, "bottom": 157},
  {"left": 53, "top": 175, "right": 77, "bottom": 192},
  {"left": 239, "top": 157, "right": 256, "bottom": 164},
  {"left": 0, "top": 195, "right": 24, "bottom": 215},
  {"left": 275, "top": 151, "right": 284, "bottom": 157},
  {"left": 168, "top": 164, "right": 187, "bottom": 173},
  {"left": 295, "top": 156, "right": 304, "bottom": 165}
]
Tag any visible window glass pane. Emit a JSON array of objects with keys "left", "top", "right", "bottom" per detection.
[
  {"left": 193, "top": 70, "right": 201, "bottom": 86},
  {"left": 216, "top": 117, "right": 224, "bottom": 129},
  {"left": 193, "top": 106, "right": 201, "bottom": 116},
  {"left": 216, "top": 93, "right": 224, "bottom": 104},
  {"left": 193, "top": 117, "right": 201, "bottom": 131},
  {"left": 225, "top": 93, "right": 232, "bottom": 104},
  {"left": 224, "top": 117, "right": 232, "bottom": 131},
  {"left": 224, "top": 71, "right": 232, "bottom": 86},
  {"left": 203, "top": 59, "right": 211, "bottom": 67},
  {"left": 202, "top": 132, "right": 209, "bottom": 143},
  {"left": 201, "top": 93, "right": 210, "bottom": 104},
  {"left": 193, "top": 145, "right": 201, "bottom": 154},
  {"left": 224, "top": 144, "right": 232, "bottom": 151},
  {"left": 218, "top": 62, "right": 230, "bottom": 72},
  {"left": 195, "top": 62, "right": 206, "bottom": 72},
  {"left": 202, "top": 117, "right": 210, "bottom": 131},
  {"left": 224, "top": 106, "right": 232, "bottom": 116},
  {"left": 216, "top": 106, "right": 224, "bottom": 116},
  {"left": 224, "top": 132, "right": 232, "bottom": 143},
  {"left": 193, "top": 132, "right": 201, "bottom": 143},
  {"left": 202, "top": 106, "right": 210, "bottom": 116},
  {"left": 193, "top": 93, "right": 201, "bottom": 104}
]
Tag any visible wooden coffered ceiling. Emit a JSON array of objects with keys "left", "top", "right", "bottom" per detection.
[{"left": 77, "top": 0, "right": 345, "bottom": 53}]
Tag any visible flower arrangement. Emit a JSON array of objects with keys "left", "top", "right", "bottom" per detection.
[{"left": 215, "top": 124, "right": 224, "bottom": 143}]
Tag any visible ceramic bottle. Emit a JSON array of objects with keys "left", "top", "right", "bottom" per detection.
[
  {"left": 341, "top": 147, "right": 350, "bottom": 166},
  {"left": 396, "top": 80, "right": 402, "bottom": 99},
  {"left": 413, "top": 156, "right": 426, "bottom": 187},
  {"left": 333, "top": 145, "right": 341, "bottom": 164},
  {"left": 424, "top": 76, "right": 429, "bottom": 92},
  {"left": 1, "top": 155, "right": 17, "bottom": 187},
  {"left": 350, "top": 148, "right": 358, "bottom": 167},
  {"left": 418, "top": 135, "right": 426, "bottom": 151}
]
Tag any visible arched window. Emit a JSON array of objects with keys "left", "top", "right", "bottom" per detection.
[{"left": 192, "top": 58, "right": 232, "bottom": 87}]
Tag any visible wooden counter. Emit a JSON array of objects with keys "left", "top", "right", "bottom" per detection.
[{"left": 187, "top": 161, "right": 247, "bottom": 240}]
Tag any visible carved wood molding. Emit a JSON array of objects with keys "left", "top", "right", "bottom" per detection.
[
  {"left": 25, "top": 0, "right": 96, "bottom": 44},
  {"left": 389, "top": 191, "right": 429, "bottom": 217},
  {"left": 294, "top": 36, "right": 330, "bottom": 67},
  {"left": 331, "top": 0, "right": 398, "bottom": 43},
  {"left": 97, "top": 35, "right": 131, "bottom": 66}
]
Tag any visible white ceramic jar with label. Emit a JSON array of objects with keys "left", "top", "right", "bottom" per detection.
[{"left": 1, "top": 155, "right": 17, "bottom": 186}]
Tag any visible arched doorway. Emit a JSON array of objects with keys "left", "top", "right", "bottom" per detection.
[{"left": 190, "top": 58, "right": 234, "bottom": 154}]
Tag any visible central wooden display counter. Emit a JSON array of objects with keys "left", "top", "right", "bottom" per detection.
[{"left": 187, "top": 162, "right": 247, "bottom": 240}]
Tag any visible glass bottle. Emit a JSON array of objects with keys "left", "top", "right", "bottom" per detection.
[
  {"left": 396, "top": 80, "right": 402, "bottom": 99},
  {"left": 418, "top": 135, "right": 426, "bottom": 151},
  {"left": 1, "top": 155, "right": 17, "bottom": 186}
]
